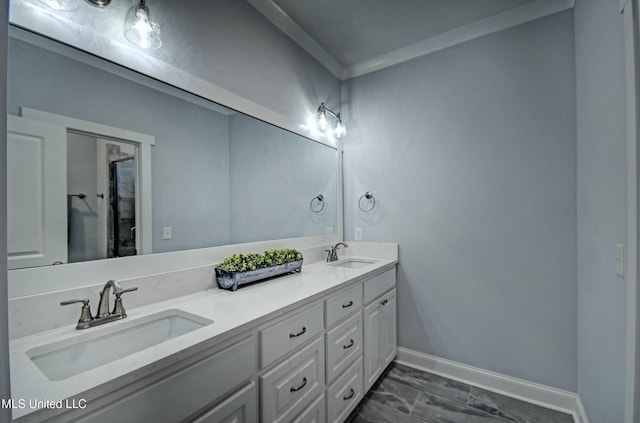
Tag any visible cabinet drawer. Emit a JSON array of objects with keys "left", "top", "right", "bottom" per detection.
[
  {"left": 74, "top": 336, "right": 256, "bottom": 423},
  {"left": 260, "top": 336, "right": 325, "bottom": 423},
  {"left": 325, "top": 283, "right": 362, "bottom": 328},
  {"left": 260, "top": 303, "right": 324, "bottom": 368},
  {"left": 326, "top": 357, "right": 363, "bottom": 423},
  {"left": 292, "top": 394, "right": 325, "bottom": 423},
  {"left": 363, "top": 268, "right": 396, "bottom": 305},
  {"left": 326, "top": 312, "right": 362, "bottom": 385},
  {"left": 193, "top": 382, "right": 257, "bottom": 423}
]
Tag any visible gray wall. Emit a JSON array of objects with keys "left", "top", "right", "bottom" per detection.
[
  {"left": 229, "top": 113, "right": 337, "bottom": 243},
  {"left": 343, "top": 11, "right": 578, "bottom": 390},
  {"left": 8, "top": 39, "right": 232, "bottom": 254},
  {"left": 575, "top": 0, "right": 628, "bottom": 420},
  {"left": 0, "top": 0, "right": 10, "bottom": 419},
  {"left": 149, "top": 0, "right": 342, "bottom": 126}
]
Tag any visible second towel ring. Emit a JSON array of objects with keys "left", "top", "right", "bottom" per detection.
[
  {"left": 310, "top": 194, "right": 325, "bottom": 213},
  {"left": 358, "top": 191, "right": 376, "bottom": 212}
]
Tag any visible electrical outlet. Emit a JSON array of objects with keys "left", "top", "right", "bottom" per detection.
[
  {"left": 354, "top": 227, "right": 363, "bottom": 241},
  {"left": 163, "top": 227, "right": 172, "bottom": 240},
  {"left": 325, "top": 227, "right": 334, "bottom": 234}
]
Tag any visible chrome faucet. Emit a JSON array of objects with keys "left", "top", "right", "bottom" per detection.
[
  {"left": 325, "top": 242, "right": 348, "bottom": 262},
  {"left": 97, "top": 279, "right": 122, "bottom": 318},
  {"left": 61, "top": 280, "right": 138, "bottom": 330}
]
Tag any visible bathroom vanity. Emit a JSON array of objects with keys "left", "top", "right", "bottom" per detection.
[{"left": 9, "top": 245, "right": 398, "bottom": 423}]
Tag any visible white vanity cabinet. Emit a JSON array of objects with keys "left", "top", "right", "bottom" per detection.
[
  {"left": 21, "top": 263, "right": 397, "bottom": 423},
  {"left": 362, "top": 269, "right": 397, "bottom": 392},
  {"left": 257, "top": 266, "right": 396, "bottom": 423},
  {"left": 70, "top": 335, "right": 258, "bottom": 423},
  {"left": 260, "top": 335, "right": 325, "bottom": 423},
  {"left": 324, "top": 284, "right": 365, "bottom": 423},
  {"left": 258, "top": 303, "right": 327, "bottom": 423},
  {"left": 192, "top": 382, "right": 257, "bottom": 423}
]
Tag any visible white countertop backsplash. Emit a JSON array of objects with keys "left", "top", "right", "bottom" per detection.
[{"left": 9, "top": 242, "right": 398, "bottom": 421}]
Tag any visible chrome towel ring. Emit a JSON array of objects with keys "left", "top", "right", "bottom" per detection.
[
  {"left": 358, "top": 191, "right": 376, "bottom": 212},
  {"left": 310, "top": 194, "right": 325, "bottom": 213}
]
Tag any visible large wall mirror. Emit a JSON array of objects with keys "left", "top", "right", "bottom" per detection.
[{"left": 7, "top": 27, "right": 339, "bottom": 271}]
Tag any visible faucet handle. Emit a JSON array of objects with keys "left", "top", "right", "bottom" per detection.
[
  {"left": 113, "top": 287, "right": 138, "bottom": 317},
  {"left": 60, "top": 298, "right": 89, "bottom": 306},
  {"left": 61, "top": 299, "right": 93, "bottom": 329},
  {"left": 324, "top": 249, "right": 333, "bottom": 262}
]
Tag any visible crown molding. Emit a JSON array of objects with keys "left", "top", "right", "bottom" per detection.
[
  {"left": 245, "top": 0, "right": 345, "bottom": 79},
  {"left": 343, "top": 0, "right": 576, "bottom": 79},
  {"left": 248, "top": 0, "right": 575, "bottom": 81}
]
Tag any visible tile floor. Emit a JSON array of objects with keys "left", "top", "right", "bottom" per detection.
[{"left": 346, "top": 363, "right": 575, "bottom": 423}]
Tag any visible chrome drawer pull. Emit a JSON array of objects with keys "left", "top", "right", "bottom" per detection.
[
  {"left": 343, "top": 388, "right": 355, "bottom": 401},
  {"left": 290, "top": 377, "right": 308, "bottom": 392},
  {"left": 289, "top": 326, "right": 307, "bottom": 338},
  {"left": 343, "top": 339, "right": 355, "bottom": 349},
  {"left": 342, "top": 300, "right": 354, "bottom": 308}
]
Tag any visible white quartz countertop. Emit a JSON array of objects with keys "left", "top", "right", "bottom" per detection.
[{"left": 10, "top": 251, "right": 397, "bottom": 421}]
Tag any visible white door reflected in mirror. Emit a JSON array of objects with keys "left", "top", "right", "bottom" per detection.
[
  {"left": 8, "top": 112, "right": 147, "bottom": 269},
  {"left": 7, "top": 115, "right": 67, "bottom": 269}
]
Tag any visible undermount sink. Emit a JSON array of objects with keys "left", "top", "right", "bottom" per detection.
[
  {"left": 329, "top": 258, "right": 378, "bottom": 269},
  {"left": 27, "top": 309, "right": 213, "bottom": 381}
]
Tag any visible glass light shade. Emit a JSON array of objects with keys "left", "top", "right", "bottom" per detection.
[
  {"left": 334, "top": 119, "right": 346, "bottom": 138},
  {"left": 37, "top": 0, "right": 78, "bottom": 11},
  {"left": 124, "top": 1, "right": 162, "bottom": 49},
  {"left": 317, "top": 109, "right": 328, "bottom": 130}
]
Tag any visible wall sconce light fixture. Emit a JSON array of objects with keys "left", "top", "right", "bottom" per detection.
[
  {"left": 124, "top": 0, "right": 162, "bottom": 49},
  {"left": 317, "top": 103, "right": 346, "bottom": 138}
]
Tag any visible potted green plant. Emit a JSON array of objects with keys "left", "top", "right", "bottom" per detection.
[{"left": 215, "top": 248, "right": 303, "bottom": 291}]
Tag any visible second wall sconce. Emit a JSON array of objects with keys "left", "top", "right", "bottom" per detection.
[{"left": 317, "top": 103, "right": 346, "bottom": 138}]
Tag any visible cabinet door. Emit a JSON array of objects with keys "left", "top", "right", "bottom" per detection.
[
  {"left": 73, "top": 336, "right": 256, "bottom": 423},
  {"left": 291, "top": 394, "right": 325, "bottom": 423},
  {"left": 260, "top": 336, "right": 325, "bottom": 423},
  {"left": 193, "top": 382, "right": 257, "bottom": 423},
  {"left": 326, "top": 358, "right": 363, "bottom": 423},
  {"left": 326, "top": 312, "right": 363, "bottom": 385},
  {"left": 363, "top": 301, "right": 382, "bottom": 391},
  {"left": 260, "top": 303, "right": 324, "bottom": 369},
  {"left": 381, "top": 289, "right": 397, "bottom": 367}
]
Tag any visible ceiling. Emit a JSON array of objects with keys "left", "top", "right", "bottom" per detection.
[{"left": 247, "top": 0, "right": 575, "bottom": 79}]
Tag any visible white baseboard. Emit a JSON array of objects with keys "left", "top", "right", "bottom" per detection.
[
  {"left": 576, "top": 396, "right": 591, "bottom": 423},
  {"left": 395, "top": 347, "right": 590, "bottom": 423}
]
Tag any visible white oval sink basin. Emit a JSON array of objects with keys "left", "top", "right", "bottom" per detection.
[
  {"left": 328, "top": 258, "right": 378, "bottom": 269},
  {"left": 27, "top": 309, "right": 213, "bottom": 381}
]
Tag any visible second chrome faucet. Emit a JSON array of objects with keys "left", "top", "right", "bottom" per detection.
[
  {"left": 326, "top": 242, "right": 348, "bottom": 262},
  {"left": 61, "top": 280, "right": 138, "bottom": 330}
]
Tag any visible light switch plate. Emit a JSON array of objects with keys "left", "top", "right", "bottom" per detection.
[{"left": 354, "top": 228, "right": 363, "bottom": 241}]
